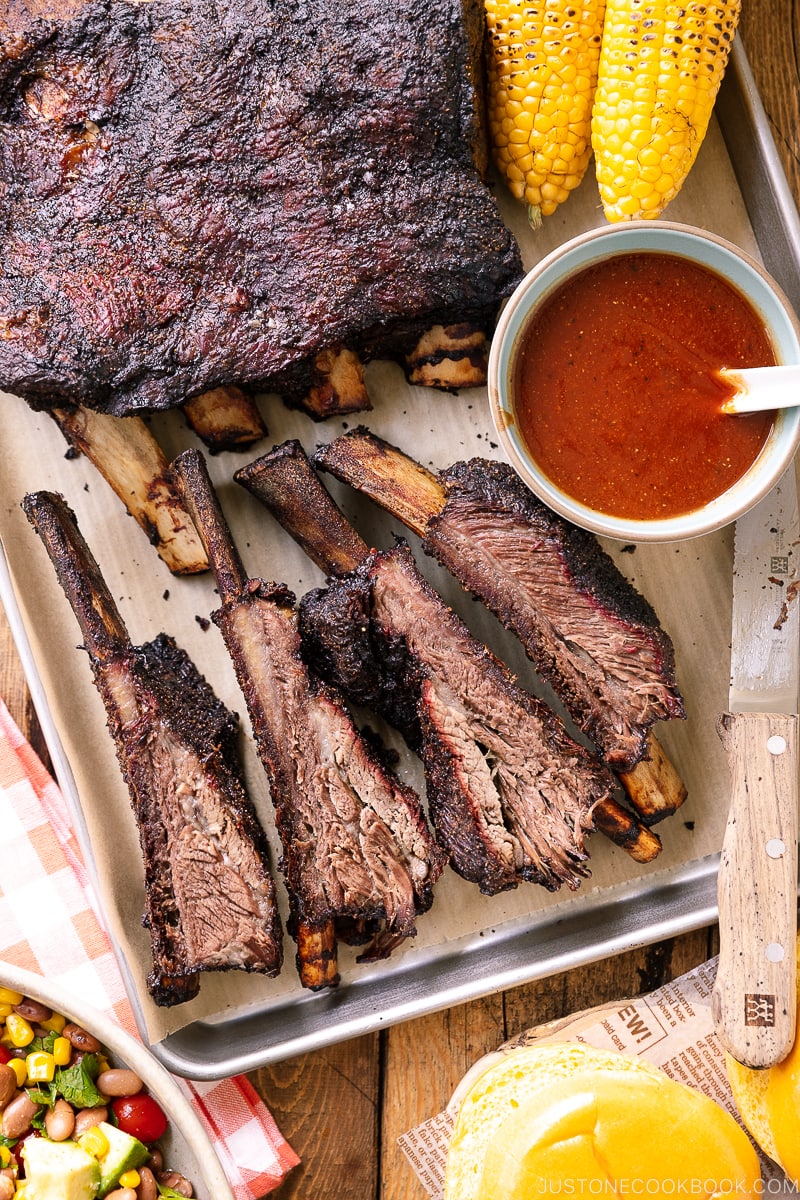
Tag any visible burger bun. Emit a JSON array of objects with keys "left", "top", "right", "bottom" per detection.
[{"left": 444, "top": 1041, "right": 760, "bottom": 1198}]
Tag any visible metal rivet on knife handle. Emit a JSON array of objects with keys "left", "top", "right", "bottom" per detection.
[{"left": 712, "top": 467, "right": 800, "bottom": 1069}]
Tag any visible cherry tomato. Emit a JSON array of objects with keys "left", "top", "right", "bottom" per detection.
[
  {"left": 110, "top": 1093, "right": 168, "bottom": 1143},
  {"left": 0, "top": 1045, "right": 11, "bottom": 1065}
]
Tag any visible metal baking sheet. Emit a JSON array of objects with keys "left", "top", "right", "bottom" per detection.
[{"left": 1, "top": 35, "right": 798, "bottom": 1079}]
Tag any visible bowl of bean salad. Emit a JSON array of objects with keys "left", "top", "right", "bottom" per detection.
[{"left": 0, "top": 966, "right": 233, "bottom": 1200}]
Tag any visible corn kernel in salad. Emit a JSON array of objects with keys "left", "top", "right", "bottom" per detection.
[
  {"left": 24, "top": 1049, "right": 56, "bottom": 1082},
  {"left": 5, "top": 1014, "right": 34, "bottom": 1048}
]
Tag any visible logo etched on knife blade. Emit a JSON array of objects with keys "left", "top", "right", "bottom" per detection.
[
  {"left": 770, "top": 555, "right": 790, "bottom": 576},
  {"left": 744, "top": 993, "right": 777, "bottom": 1027}
]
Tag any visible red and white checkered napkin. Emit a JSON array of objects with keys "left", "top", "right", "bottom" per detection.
[{"left": 0, "top": 698, "right": 300, "bottom": 1198}]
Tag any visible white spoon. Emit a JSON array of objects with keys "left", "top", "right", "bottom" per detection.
[{"left": 719, "top": 363, "right": 800, "bottom": 414}]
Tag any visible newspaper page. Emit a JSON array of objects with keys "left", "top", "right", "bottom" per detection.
[{"left": 399, "top": 956, "right": 796, "bottom": 1196}]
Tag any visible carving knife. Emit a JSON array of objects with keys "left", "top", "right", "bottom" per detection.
[{"left": 712, "top": 466, "right": 799, "bottom": 1067}]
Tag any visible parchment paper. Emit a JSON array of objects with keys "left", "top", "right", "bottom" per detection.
[
  {"left": 0, "top": 120, "right": 772, "bottom": 1045},
  {"left": 398, "top": 956, "right": 795, "bottom": 1194}
]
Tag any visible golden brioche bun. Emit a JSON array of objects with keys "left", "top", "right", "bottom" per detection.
[
  {"left": 444, "top": 1041, "right": 760, "bottom": 1199},
  {"left": 727, "top": 932, "right": 800, "bottom": 1182}
]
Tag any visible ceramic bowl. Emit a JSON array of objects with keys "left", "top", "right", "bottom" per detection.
[
  {"left": 0, "top": 963, "right": 234, "bottom": 1200},
  {"left": 488, "top": 220, "right": 800, "bottom": 542}
]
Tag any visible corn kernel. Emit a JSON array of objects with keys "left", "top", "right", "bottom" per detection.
[
  {"left": 484, "top": 0, "right": 605, "bottom": 217},
  {"left": 592, "top": 0, "right": 741, "bottom": 220},
  {"left": 0, "top": 1003, "right": 14, "bottom": 1019},
  {"left": 0, "top": 1146, "right": 11, "bottom": 1167},
  {"left": 8, "top": 1058, "right": 28, "bottom": 1087},
  {"left": 43, "top": 1011, "right": 66, "bottom": 1035},
  {"left": 79, "top": 1127, "right": 110, "bottom": 1159},
  {"left": 52, "top": 1036, "right": 72, "bottom": 1066},
  {"left": 0, "top": 988, "right": 24, "bottom": 1006},
  {"left": 119, "top": 1171, "right": 141, "bottom": 1189},
  {"left": 5, "top": 1014, "right": 34, "bottom": 1048},
  {"left": 25, "top": 1050, "right": 56, "bottom": 1083}
]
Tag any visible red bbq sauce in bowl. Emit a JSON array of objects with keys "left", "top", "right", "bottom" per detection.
[{"left": 512, "top": 252, "right": 776, "bottom": 521}]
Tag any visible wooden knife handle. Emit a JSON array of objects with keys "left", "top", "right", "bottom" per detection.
[{"left": 712, "top": 711, "right": 798, "bottom": 1068}]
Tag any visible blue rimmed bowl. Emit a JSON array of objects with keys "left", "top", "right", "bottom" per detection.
[{"left": 488, "top": 221, "right": 800, "bottom": 542}]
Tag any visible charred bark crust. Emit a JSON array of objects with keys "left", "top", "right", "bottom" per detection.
[
  {"left": 172, "top": 447, "right": 447, "bottom": 989},
  {"left": 300, "top": 541, "right": 615, "bottom": 895},
  {"left": 21, "top": 490, "right": 284, "bottom": 1007},
  {"left": 426, "top": 459, "right": 686, "bottom": 769},
  {"left": 123, "top": 634, "right": 284, "bottom": 1006},
  {"left": 0, "top": 0, "right": 521, "bottom": 414}
]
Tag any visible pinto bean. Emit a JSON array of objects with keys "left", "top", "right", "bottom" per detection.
[
  {"left": 63, "top": 1023, "right": 101, "bottom": 1053},
  {"left": 136, "top": 1166, "right": 158, "bottom": 1200},
  {"left": 72, "top": 1106, "right": 108, "bottom": 1137},
  {"left": 45, "top": 1097, "right": 76, "bottom": 1141},
  {"left": 1, "top": 1091, "right": 39, "bottom": 1140},
  {"left": 0, "top": 1173, "right": 14, "bottom": 1200},
  {"left": 0, "top": 1065, "right": 16, "bottom": 1111},
  {"left": 96, "top": 1068, "right": 143, "bottom": 1097},
  {"left": 146, "top": 1149, "right": 164, "bottom": 1174},
  {"left": 157, "top": 1172, "right": 192, "bottom": 1197},
  {"left": 104, "top": 1190, "right": 136, "bottom": 1200},
  {"left": 13, "top": 998, "right": 51, "bottom": 1024}
]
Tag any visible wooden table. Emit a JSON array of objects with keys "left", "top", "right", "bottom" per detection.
[{"left": 1, "top": 3, "right": 798, "bottom": 1195}]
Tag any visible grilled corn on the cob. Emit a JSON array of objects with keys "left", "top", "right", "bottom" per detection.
[
  {"left": 591, "top": 0, "right": 742, "bottom": 221},
  {"left": 484, "top": 0, "right": 606, "bottom": 222}
]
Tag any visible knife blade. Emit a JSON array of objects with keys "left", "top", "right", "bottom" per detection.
[{"left": 711, "top": 466, "right": 800, "bottom": 1068}]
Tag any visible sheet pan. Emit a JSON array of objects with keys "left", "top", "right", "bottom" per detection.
[{"left": 1, "top": 36, "right": 798, "bottom": 1079}]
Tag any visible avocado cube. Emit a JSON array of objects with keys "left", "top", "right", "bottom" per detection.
[
  {"left": 22, "top": 1138, "right": 101, "bottom": 1200},
  {"left": 95, "top": 1122, "right": 149, "bottom": 1197}
]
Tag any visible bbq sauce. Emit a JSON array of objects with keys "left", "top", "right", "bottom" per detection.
[{"left": 512, "top": 252, "right": 776, "bottom": 521}]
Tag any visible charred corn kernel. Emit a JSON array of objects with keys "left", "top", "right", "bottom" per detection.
[
  {"left": 5, "top": 1014, "right": 34, "bottom": 1048},
  {"left": 79, "top": 1127, "right": 110, "bottom": 1159},
  {"left": 591, "top": 0, "right": 742, "bottom": 221},
  {"left": 42, "top": 1011, "right": 66, "bottom": 1035},
  {"left": 52, "top": 1036, "right": 72, "bottom": 1066},
  {"left": 484, "top": 0, "right": 606, "bottom": 222},
  {"left": 119, "top": 1171, "right": 141, "bottom": 1189},
  {"left": 8, "top": 1057, "right": 28, "bottom": 1087},
  {"left": 0, "top": 988, "right": 23, "bottom": 1006},
  {"left": 25, "top": 1050, "right": 56, "bottom": 1082}
]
